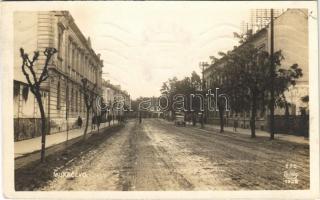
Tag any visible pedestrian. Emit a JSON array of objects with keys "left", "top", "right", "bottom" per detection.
[
  {"left": 92, "top": 115, "right": 96, "bottom": 130},
  {"left": 139, "top": 112, "right": 142, "bottom": 124},
  {"left": 233, "top": 116, "right": 238, "bottom": 132},
  {"left": 77, "top": 116, "right": 82, "bottom": 129}
]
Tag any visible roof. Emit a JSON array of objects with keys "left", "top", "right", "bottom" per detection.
[{"left": 102, "top": 80, "right": 129, "bottom": 96}]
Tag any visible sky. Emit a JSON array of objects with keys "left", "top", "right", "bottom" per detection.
[{"left": 69, "top": 3, "right": 250, "bottom": 99}]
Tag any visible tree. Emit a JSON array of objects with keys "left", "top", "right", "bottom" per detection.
[
  {"left": 160, "top": 72, "right": 202, "bottom": 124},
  {"left": 208, "top": 61, "right": 228, "bottom": 133},
  {"left": 20, "top": 47, "right": 57, "bottom": 162},
  {"left": 219, "top": 41, "right": 302, "bottom": 138},
  {"left": 189, "top": 72, "right": 202, "bottom": 126},
  {"left": 217, "top": 44, "right": 277, "bottom": 138},
  {"left": 208, "top": 50, "right": 249, "bottom": 133},
  {"left": 160, "top": 77, "right": 178, "bottom": 121},
  {"left": 269, "top": 58, "right": 303, "bottom": 139},
  {"left": 81, "top": 78, "right": 97, "bottom": 140}
]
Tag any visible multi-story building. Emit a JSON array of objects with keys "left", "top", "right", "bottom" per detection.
[
  {"left": 14, "top": 11, "right": 103, "bottom": 141},
  {"left": 101, "top": 80, "right": 131, "bottom": 121},
  {"left": 204, "top": 9, "right": 309, "bottom": 132}
]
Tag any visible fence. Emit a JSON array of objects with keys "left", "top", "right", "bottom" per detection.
[{"left": 207, "top": 115, "right": 309, "bottom": 136}]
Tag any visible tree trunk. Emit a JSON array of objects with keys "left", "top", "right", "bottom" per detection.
[
  {"left": 83, "top": 108, "right": 90, "bottom": 140},
  {"left": 219, "top": 109, "right": 224, "bottom": 133},
  {"left": 35, "top": 94, "right": 46, "bottom": 163},
  {"left": 218, "top": 101, "right": 224, "bottom": 133},
  {"left": 250, "top": 96, "right": 257, "bottom": 138}
]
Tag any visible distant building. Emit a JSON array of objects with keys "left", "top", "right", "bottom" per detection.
[
  {"left": 101, "top": 80, "right": 131, "bottom": 121},
  {"left": 133, "top": 96, "right": 163, "bottom": 118},
  {"left": 149, "top": 97, "right": 162, "bottom": 118},
  {"left": 14, "top": 11, "right": 103, "bottom": 141},
  {"left": 204, "top": 9, "right": 309, "bottom": 132}
]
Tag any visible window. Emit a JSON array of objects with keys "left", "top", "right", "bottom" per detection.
[
  {"left": 71, "top": 45, "right": 75, "bottom": 69},
  {"left": 57, "top": 81, "right": 61, "bottom": 110},
  {"left": 65, "top": 85, "right": 69, "bottom": 112},
  {"left": 76, "top": 91, "right": 78, "bottom": 112},
  {"left": 75, "top": 49, "right": 79, "bottom": 71},
  {"left": 57, "top": 26, "right": 63, "bottom": 58},
  {"left": 71, "top": 88, "right": 74, "bottom": 112},
  {"left": 68, "top": 39, "right": 72, "bottom": 67},
  {"left": 79, "top": 91, "right": 82, "bottom": 113}
]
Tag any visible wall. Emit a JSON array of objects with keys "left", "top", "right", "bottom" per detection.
[
  {"left": 14, "top": 12, "right": 38, "bottom": 83},
  {"left": 269, "top": 9, "right": 309, "bottom": 115}
]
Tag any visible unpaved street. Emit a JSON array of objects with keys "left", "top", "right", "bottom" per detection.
[{"left": 41, "top": 119, "right": 309, "bottom": 191}]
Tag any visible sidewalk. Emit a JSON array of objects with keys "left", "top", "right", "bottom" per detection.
[
  {"left": 158, "top": 119, "right": 308, "bottom": 145},
  {"left": 14, "top": 120, "right": 119, "bottom": 158},
  {"left": 186, "top": 122, "right": 309, "bottom": 145}
]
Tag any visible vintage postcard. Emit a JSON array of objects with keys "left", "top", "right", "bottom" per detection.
[{"left": 1, "top": 1, "right": 319, "bottom": 199}]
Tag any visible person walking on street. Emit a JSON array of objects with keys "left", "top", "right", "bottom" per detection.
[
  {"left": 233, "top": 116, "right": 238, "bottom": 132},
  {"left": 77, "top": 116, "right": 82, "bottom": 129}
]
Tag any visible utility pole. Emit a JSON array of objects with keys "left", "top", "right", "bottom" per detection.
[{"left": 270, "top": 9, "right": 275, "bottom": 140}]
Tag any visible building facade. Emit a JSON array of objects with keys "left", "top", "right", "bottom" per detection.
[
  {"left": 101, "top": 80, "right": 131, "bottom": 122},
  {"left": 204, "top": 9, "right": 309, "bottom": 132},
  {"left": 14, "top": 11, "right": 103, "bottom": 141}
]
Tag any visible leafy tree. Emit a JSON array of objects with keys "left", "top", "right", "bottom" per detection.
[
  {"left": 218, "top": 32, "right": 303, "bottom": 138},
  {"left": 273, "top": 63, "right": 303, "bottom": 134},
  {"left": 160, "top": 77, "right": 178, "bottom": 121},
  {"left": 208, "top": 60, "right": 227, "bottom": 133},
  {"left": 208, "top": 50, "right": 249, "bottom": 133},
  {"left": 160, "top": 72, "right": 202, "bottom": 124},
  {"left": 189, "top": 72, "right": 202, "bottom": 125},
  {"left": 20, "top": 47, "right": 57, "bottom": 162}
]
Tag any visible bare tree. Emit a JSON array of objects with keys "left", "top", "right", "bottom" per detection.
[
  {"left": 20, "top": 47, "right": 57, "bottom": 162},
  {"left": 81, "top": 78, "right": 97, "bottom": 140}
]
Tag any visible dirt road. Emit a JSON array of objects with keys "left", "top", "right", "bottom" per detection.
[{"left": 41, "top": 119, "right": 309, "bottom": 191}]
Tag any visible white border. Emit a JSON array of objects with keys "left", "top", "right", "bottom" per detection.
[{"left": 1, "top": 1, "right": 318, "bottom": 199}]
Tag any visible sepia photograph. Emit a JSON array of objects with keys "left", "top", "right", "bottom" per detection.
[{"left": 1, "top": 1, "right": 319, "bottom": 199}]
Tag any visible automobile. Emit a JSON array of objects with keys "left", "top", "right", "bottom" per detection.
[{"left": 174, "top": 114, "right": 186, "bottom": 126}]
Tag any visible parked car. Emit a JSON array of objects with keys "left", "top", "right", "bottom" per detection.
[{"left": 174, "top": 114, "right": 186, "bottom": 126}]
